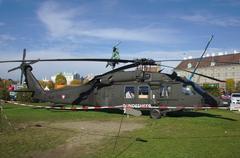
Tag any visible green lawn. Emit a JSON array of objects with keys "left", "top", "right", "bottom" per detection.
[
  {"left": 1, "top": 103, "right": 122, "bottom": 123},
  {"left": 1, "top": 103, "right": 240, "bottom": 158},
  {"left": 97, "top": 110, "right": 240, "bottom": 158}
]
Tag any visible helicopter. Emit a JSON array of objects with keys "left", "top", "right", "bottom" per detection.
[{"left": 0, "top": 45, "right": 227, "bottom": 119}]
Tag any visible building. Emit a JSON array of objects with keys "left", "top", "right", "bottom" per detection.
[
  {"left": 42, "top": 77, "right": 49, "bottom": 82},
  {"left": 51, "top": 72, "right": 80, "bottom": 85},
  {"left": 175, "top": 52, "right": 240, "bottom": 89}
]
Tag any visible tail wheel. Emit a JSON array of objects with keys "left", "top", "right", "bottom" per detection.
[{"left": 150, "top": 109, "right": 161, "bottom": 119}]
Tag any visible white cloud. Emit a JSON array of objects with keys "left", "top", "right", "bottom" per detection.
[
  {"left": 179, "top": 14, "right": 240, "bottom": 27},
  {"left": 37, "top": 1, "right": 180, "bottom": 43},
  {"left": 37, "top": 1, "right": 77, "bottom": 37},
  {"left": 0, "top": 34, "right": 15, "bottom": 44}
]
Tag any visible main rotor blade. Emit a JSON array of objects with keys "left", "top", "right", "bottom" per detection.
[
  {"left": 0, "top": 58, "right": 134, "bottom": 63},
  {"left": 159, "top": 64, "right": 225, "bottom": 82},
  {"left": 8, "top": 66, "right": 21, "bottom": 72},
  {"left": 22, "top": 49, "right": 26, "bottom": 61},
  {"left": 155, "top": 59, "right": 183, "bottom": 62},
  {"left": 29, "top": 60, "right": 39, "bottom": 65}
]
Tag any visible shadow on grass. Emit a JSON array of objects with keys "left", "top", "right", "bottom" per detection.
[
  {"left": 93, "top": 109, "right": 237, "bottom": 121},
  {"left": 32, "top": 108, "right": 240, "bottom": 121},
  {"left": 166, "top": 110, "right": 237, "bottom": 121},
  {"left": 3, "top": 103, "right": 237, "bottom": 121}
]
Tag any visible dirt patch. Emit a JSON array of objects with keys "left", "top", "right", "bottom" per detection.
[{"left": 32, "top": 120, "right": 145, "bottom": 158}]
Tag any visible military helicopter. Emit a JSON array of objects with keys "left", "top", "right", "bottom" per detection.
[{"left": 0, "top": 39, "right": 226, "bottom": 119}]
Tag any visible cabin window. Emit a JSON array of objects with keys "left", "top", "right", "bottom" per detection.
[
  {"left": 182, "top": 86, "right": 195, "bottom": 95},
  {"left": 125, "top": 86, "right": 135, "bottom": 99},
  {"left": 160, "top": 85, "right": 170, "bottom": 97},
  {"left": 144, "top": 73, "right": 151, "bottom": 80},
  {"left": 138, "top": 86, "right": 149, "bottom": 99}
]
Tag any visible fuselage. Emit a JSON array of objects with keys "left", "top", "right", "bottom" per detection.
[
  {"left": 24, "top": 64, "right": 218, "bottom": 108},
  {"left": 32, "top": 70, "right": 205, "bottom": 107}
]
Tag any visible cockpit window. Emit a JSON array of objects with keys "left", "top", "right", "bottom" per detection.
[
  {"left": 139, "top": 86, "right": 149, "bottom": 99},
  {"left": 125, "top": 86, "right": 135, "bottom": 99}
]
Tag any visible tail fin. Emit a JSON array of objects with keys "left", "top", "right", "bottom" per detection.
[
  {"left": 8, "top": 49, "right": 45, "bottom": 100},
  {"left": 24, "top": 65, "right": 45, "bottom": 99}
]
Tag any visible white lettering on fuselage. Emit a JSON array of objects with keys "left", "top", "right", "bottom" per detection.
[{"left": 123, "top": 104, "right": 152, "bottom": 109}]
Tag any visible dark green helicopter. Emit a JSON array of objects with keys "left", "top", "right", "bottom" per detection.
[{"left": 0, "top": 47, "right": 226, "bottom": 119}]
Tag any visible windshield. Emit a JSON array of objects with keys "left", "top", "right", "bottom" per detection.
[{"left": 232, "top": 94, "right": 240, "bottom": 97}]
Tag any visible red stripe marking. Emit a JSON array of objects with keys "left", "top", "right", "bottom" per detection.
[
  {"left": 71, "top": 106, "right": 77, "bottom": 111},
  {"left": 82, "top": 106, "right": 88, "bottom": 111},
  {"left": 95, "top": 106, "right": 101, "bottom": 110}
]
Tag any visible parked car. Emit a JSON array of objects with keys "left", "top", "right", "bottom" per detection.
[
  {"left": 220, "top": 94, "right": 231, "bottom": 107},
  {"left": 230, "top": 93, "right": 240, "bottom": 111}
]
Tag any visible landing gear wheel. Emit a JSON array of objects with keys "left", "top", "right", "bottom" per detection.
[{"left": 150, "top": 109, "right": 161, "bottom": 119}]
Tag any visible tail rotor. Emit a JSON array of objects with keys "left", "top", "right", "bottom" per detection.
[{"left": 8, "top": 49, "right": 38, "bottom": 85}]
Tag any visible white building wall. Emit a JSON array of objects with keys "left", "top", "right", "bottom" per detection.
[{"left": 176, "top": 64, "right": 240, "bottom": 89}]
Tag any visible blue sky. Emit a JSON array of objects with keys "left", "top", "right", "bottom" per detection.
[{"left": 0, "top": 0, "right": 240, "bottom": 80}]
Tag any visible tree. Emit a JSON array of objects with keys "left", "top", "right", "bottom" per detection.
[
  {"left": 0, "top": 88, "right": 10, "bottom": 100},
  {"left": 235, "top": 81, "right": 240, "bottom": 92},
  {"left": 0, "top": 79, "right": 4, "bottom": 88},
  {"left": 39, "top": 80, "right": 47, "bottom": 88},
  {"left": 39, "top": 80, "right": 55, "bottom": 90},
  {"left": 0, "top": 79, "right": 13, "bottom": 100},
  {"left": 70, "top": 79, "right": 81, "bottom": 86},
  {"left": 0, "top": 79, "right": 12, "bottom": 88},
  {"left": 47, "top": 80, "right": 54, "bottom": 89},
  {"left": 226, "top": 79, "right": 235, "bottom": 93},
  {"left": 202, "top": 84, "right": 221, "bottom": 97},
  {"left": 55, "top": 73, "right": 67, "bottom": 85}
]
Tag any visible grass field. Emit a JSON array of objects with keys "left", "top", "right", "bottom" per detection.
[{"left": 1, "top": 103, "right": 240, "bottom": 158}]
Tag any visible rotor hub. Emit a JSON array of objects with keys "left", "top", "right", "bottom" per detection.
[{"left": 135, "top": 58, "right": 156, "bottom": 65}]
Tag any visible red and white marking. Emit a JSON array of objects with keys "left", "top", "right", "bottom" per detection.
[{"left": 4, "top": 101, "right": 229, "bottom": 111}]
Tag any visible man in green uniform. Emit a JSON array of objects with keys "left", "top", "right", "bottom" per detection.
[{"left": 106, "top": 46, "right": 120, "bottom": 69}]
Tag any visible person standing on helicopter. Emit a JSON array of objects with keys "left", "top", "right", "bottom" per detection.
[{"left": 106, "top": 43, "right": 121, "bottom": 69}]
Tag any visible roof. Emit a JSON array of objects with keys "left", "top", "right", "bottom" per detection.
[{"left": 176, "top": 53, "right": 240, "bottom": 69}]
